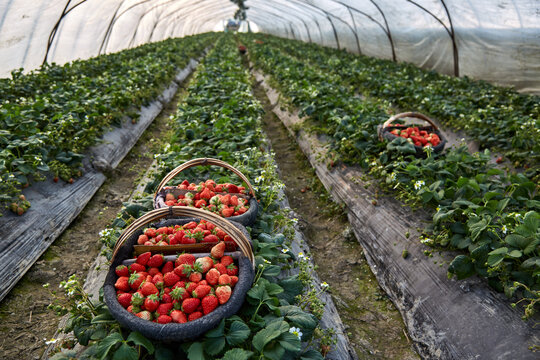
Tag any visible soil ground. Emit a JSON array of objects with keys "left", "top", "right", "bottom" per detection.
[
  {"left": 251, "top": 77, "right": 419, "bottom": 359},
  {"left": 0, "top": 84, "right": 189, "bottom": 360}
]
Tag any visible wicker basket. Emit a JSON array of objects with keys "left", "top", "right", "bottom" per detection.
[
  {"left": 103, "top": 207, "right": 255, "bottom": 342},
  {"left": 378, "top": 112, "right": 446, "bottom": 157},
  {"left": 153, "top": 158, "right": 258, "bottom": 226}
]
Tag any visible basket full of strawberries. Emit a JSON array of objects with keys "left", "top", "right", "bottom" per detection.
[
  {"left": 103, "top": 207, "right": 255, "bottom": 342},
  {"left": 378, "top": 112, "right": 446, "bottom": 157},
  {"left": 153, "top": 158, "right": 258, "bottom": 226}
]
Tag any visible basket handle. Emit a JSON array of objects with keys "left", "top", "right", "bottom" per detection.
[
  {"left": 154, "top": 158, "right": 256, "bottom": 200},
  {"left": 111, "top": 206, "right": 255, "bottom": 268},
  {"left": 382, "top": 112, "right": 439, "bottom": 130}
]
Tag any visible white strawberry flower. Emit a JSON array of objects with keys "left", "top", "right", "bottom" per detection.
[
  {"left": 289, "top": 327, "right": 303, "bottom": 340},
  {"left": 414, "top": 180, "right": 425, "bottom": 190},
  {"left": 320, "top": 282, "right": 329, "bottom": 290},
  {"left": 45, "top": 338, "right": 59, "bottom": 345},
  {"left": 501, "top": 225, "right": 508, "bottom": 234},
  {"left": 281, "top": 248, "right": 289, "bottom": 254}
]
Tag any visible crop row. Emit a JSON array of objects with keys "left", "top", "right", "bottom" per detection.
[
  {"left": 249, "top": 34, "right": 539, "bottom": 172},
  {"left": 244, "top": 35, "right": 539, "bottom": 317},
  {"left": 0, "top": 33, "right": 217, "bottom": 214},
  {"left": 48, "top": 36, "right": 329, "bottom": 359}
]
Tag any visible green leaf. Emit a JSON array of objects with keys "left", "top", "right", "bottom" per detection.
[
  {"left": 521, "top": 257, "right": 540, "bottom": 269},
  {"left": 252, "top": 319, "right": 289, "bottom": 352},
  {"left": 300, "top": 349, "right": 325, "bottom": 360},
  {"left": 505, "top": 234, "right": 531, "bottom": 250},
  {"left": 279, "top": 306, "right": 317, "bottom": 331},
  {"left": 112, "top": 343, "right": 138, "bottom": 360},
  {"left": 95, "top": 332, "right": 123, "bottom": 359},
  {"left": 265, "top": 282, "right": 284, "bottom": 296},
  {"left": 154, "top": 346, "right": 175, "bottom": 360},
  {"left": 448, "top": 255, "right": 475, "bottom": 279},
  {"left": 203, "top": 337, "right": 225, "bottom": 356},
  {"left": 488, "top": 247, "right": 508, "bottom": 256},
  {"left": 226, "top": 321, "right": 251, "bottom": 346},
  {"left": 278, "top": 276, "right": 303, "bottom": 303},
  {"left": 187, "top": 342, "right": 207, "bottom": 360},
  {"left": 467, "top": 217, "right": 488, "bottom": 241},
  {"left": 205, "top": 319, "right": 225, "bottom": 338},
  {"left": 220, "top": 348, "right": 253, "bottom": 360},
  {"left": 278, "top": 332, "right": 302, "bottom": 352},
  {"left": 263, "top": 265, "right": 281, "bottom": 277},
  {"left": 127, "top": 331, "right": 154, "bottom": 354},
  {"left": 507, "top": 250, "right": 522, "bottom": 258}
]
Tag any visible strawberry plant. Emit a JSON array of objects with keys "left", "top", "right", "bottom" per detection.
[{"left": 245, "top": 34, "right": 539, "bottom": 318}]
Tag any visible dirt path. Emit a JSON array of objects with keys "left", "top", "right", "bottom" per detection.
[
  {"left": 251, "top": 78, "right": 418, "bottom": 360},
  {"left": 0, "top": 83, "right": 190, "bottom": 360}
]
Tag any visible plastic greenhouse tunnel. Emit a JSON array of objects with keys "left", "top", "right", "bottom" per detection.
[{"left": 0, "top": 1, "right": 538, "bottom": 360}]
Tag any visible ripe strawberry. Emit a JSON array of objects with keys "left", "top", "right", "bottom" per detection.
[
  {"left": 170, "top": 287, "right": 189, "bottom": 302},
  {"left": 127, "top": 305, "right": 134, "bottom": 313},
  {"left": 195, "top": 257, "right": 213, "bottom": 273},
  {"left": 152, "top": 273, "right": 164, "bottom": 288},
  {"left": 215, "top": 285, "right": 232, "bottom": 304},
  {"left": 230, "top": 276, "right": 238, "bottom": 287},
  {"left": 129, "top": 263, "right": 146, "bottom": 273},
  {"left": 202, "top": 295, "right": 219, "bottom": 315},
  {"left": 220, "top": 194, "right": 231, "bottom": 206},
  {"left": 221, "top": 256, "right": 234, "bottom": 267},
  {"left": 188, "top": 311, "right": 203, "bottom": 321},
  {"left": 115, "top": 276, "right": 130, "bottom": 292},
  {"left": 176, "top": 253, "right": 196, "bottom": 266},
  {"left": 200, "top": 188, "right": 212, "bottom": 200},
  {"left": 185, "top": 282, "right": 198, "bottom": 294},
  {"left": 157, "top": 302, "right": 174, "bottom": 316},
  {"left": 164, "top": 272, "right": 180, "bottom": 287},
  {"left": 237, "top": 207, "right": 247, "bottom": 215},
  {"left": 218, "top": 274, "right": 231, "bottom": 286},
  {"left": 226, "top": 264, "right": 238, "bottom": 276},
  {"left": 144, "top": 228, "right": 157, "bottom": 238},
  {"left": 221, "top": 207, "right": 234, "bottom": 217},
  {"left": 173, "top": 281, "right": 186, "bottom": 289},
  {"left": 192, "top": 285, "right": 212, "bottom": 299},
  {"left": 147, "top": 254, "right": 164, "bottom": 268},
  {"left": 189, "top": 271, "right": 203, "bottom": 283},
  {"left": 162, "top": 261, "right": 174, "bottom": 274},
  {"left": 203, "top": 234, "right": 219, "bottom": 243},
  {"left": 165, "top": 193, "right": 176, "bottom": 202},
  {"left": 137, "top": 234, "right": 149, "bottom": 245},
  {"left": 182, "top": 298, "right": 200, "bottom": 314},
  {"left": 175, "top": 264, "right": 193, "bottom": 278},
  {"left": 157, "top": 315, "right": 172, "bottom": 324},
  {"left": 117, "top": 293, "right": 132, "bottom": 308},
  {"left": 129, "top": 273, "right": 145, "bottom": 290},
  {"left": 195, "top": 199, "right": 207, "bottom": 208},
  {"left": 140, "top": 281, "right": 159, "bottom": 296},
  {"left": 206, "top": 268, "right": 220, "bottom": 286},
  {"left": 162, "top": 293, "right": 173, "bottom": 304},
  {"left": 206, "top": 222, "right": 216, "bottom": 231},
  {"left": 144, "top": 294, "right": 160, "bottom": 312},
  {"left": 183, "top": 221, "right": 197, "bottom": 230},
  {"left": 148, "top": 267, "right": 160, "bottom": 276},
  {"left": 115, "top": 265, "right": 129, "bottom": 277},
  {"left": 227, "top": 184, "right": 239, "bottom": 193},
  {"left": 215, "top": 184, "right": 224, "bottom": 192},
  {"left": 136, "top": 252, "right": 152, "bottom": 266},
  {"left": 131, "top": 292, "right": 144, "bottom": 306},
  {"left": 136, "top": 311, "right": 152, "bottom": 321},
  {"left": 171, "top": 310, "right": 188, "bottom": 323},
  {"left": 199, "top": 280, "right": 208, "bottom": 286},
  {"left": 211, "top": 242, "right": 225, "bottom": 259},
  {"left": 496, "top": 156, "right": 504, "bottom": 164},
  {"left": 214, "top": 263, "right": 227, "bottom": 274}
]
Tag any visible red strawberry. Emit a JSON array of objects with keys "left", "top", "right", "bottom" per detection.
[
  {"left": 195, "top": 257, "right": 213, "bottom": 273},
  {"left": 219, "top": 274, "right": 231, "bottom": 286},
  {"left": 215, "top": 285, "right": 232, "bottom": 304},
  {"left": 192, "top": 285, "right": 212, "bottom": 299},
  {"left": 171, "top": 310, "right": 187, "bottom": 323},
  {"left": 175, "top": 264, "right": 193, "bottom": 278},
  {"left": 230, "top": 276, "right": 238, "bottom": 287},
  {"left": 221, "top": 207, "right": 234, "bottom": 217},
  {"left": 188, "top": 311, "right": 203, "bottom": 321},
  {"left": 170, "top": 287, "right": 189, "bottom": 302},
  {"left": 136, "top": 311, "right": 152, "bottom": 321},
  {"left": 128, "top": 273, "right": 145, "bottom": 290},
  {"left": 157, "top": 302, "right": 174, "bottom": 316},
  {"left": 227, "top": 184, "right": 239, "bottom": 193},
  {"left": 226, "top": 264, "right": 238, "bottom": 276},
  {"left": 152, "top": 273, "right": 164, "bottom": 287},
  {"left": 199, "top": 280, "right": 208, "bottom": 286},
  {"left": 185, "top": 282, "right": 199, "bottom": 294},
  {"left": 173, "top": 281, "right": 186, "bottom": 289},
  {"left": 147, "top": 254, "right": 164, "bottom": 268},
  {"left": 206, "top": 222, "right": 216, "bottom": 231},
  {"left": 215, "top": 184, "right": 224, "bottom": 192},
  {"left": 137, "top": 234, "right": 149, "bottom": 245},
  {"left": 156, "top": 227, "right": 169, "bottom": 235},
  {"left": 115, "top": 265, "right": 129, "bottom": 277},
  {"left": 183, "top": 221, "right": 197, "bottom": 230},
  {"left": 221, "top": 256, "right": 234, "bottom": 267},
  {"left": 129, "top": 263, "right": 146, "bottom": 273},
  {"left": 237, "top": 207, "right": 247, "bottom": 215},
  {"left": 496, "top": 156, "right": 503, "bottom": 164},
  {"left": 202, "top": 295, "right": 219, "bottom": 315},
  {"left": 136, "top": 252, "right": 152, "bottom": 266},
  {"left": 195, "top": 199, "right": 207, "bottom": 208},
  {"left": 189, "top": 271, "right": 203, "bottom": 282},
  {"left": 127, "top": 305, "right": 134, "bottom": 313},
  {"left": 131, "top": 292, "right": 144, "bottom": 306},
  {"left": 176, "top": 253, "right": 196, "bottom": 266},
  {"left": 144, "top": 294, "right": 160, "bottom": 312},
  {"left": 117, "top": 293, "right": 132, "bottom": 308},
  {"left": 148, "top": 267, "right": 160, "bottom": 276},
  {"left": 165, "top": 193, "right": 176, "bottom": 201},
  {"left": 182, "top": 298, "right": 200, "bottom": 314},
  {"left": 220, "top": 194, "right": 231, "bottom": 205},
  {"left": 203, "top": 234, "right": 219, "bottom": 243},
  {"left": 215, "top": 228, "right": 227, "bottom": 240},
  {"left": 144, "top": 228, "right": 156, "bottom": 238},
  {"left": 157, "top": 315, "right": 172, "bottom": 324},
  {"left": 214, "top": 263, "right": 227, "bottom": 275},
  {"left": 206, "top": 268, "right": 220, "bottom": 286},
  {"left": 140, "top": 281, "right": 159, "bottom": 297},
  {"left": 200, "top": 188, "right": 212, "bottom": 200},
  {"left": 164, "top": 272, "right": 180, "bottom": 287},
  {"left": 162, "top": 293, "right": 173, "bottom": 303},
  {"left": 162, "top": 261, "right": 174, "bottom": 274},
  {"left": 211, "top": 242, "right": 225, "bottom": 259}
]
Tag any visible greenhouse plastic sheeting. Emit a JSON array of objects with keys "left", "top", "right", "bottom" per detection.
[{"left": 0, "top": 0, "right": 539, "bottom": 93}]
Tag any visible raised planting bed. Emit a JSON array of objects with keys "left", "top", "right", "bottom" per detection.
[
  {"left": 252, "top": 68, "right": 539, "bottom": 360},
  {"left": 0, "top": 55, "right": 205, "bottom": 302}
]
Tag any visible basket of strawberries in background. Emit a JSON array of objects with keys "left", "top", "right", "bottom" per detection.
[
  {"left": 103, "top": 206, "right": 255, "bottom": 342},
  {"left": 379, "top": 112, "right": 446, "bottom": 157},
  {"left": 153, "top": 158, "right": 258, "bottom": 226}
]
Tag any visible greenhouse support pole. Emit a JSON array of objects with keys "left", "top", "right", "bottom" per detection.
[
  {"left": 345, "top": 6, "right": 362, "bottom": 54},
  {"left": 327, "top": 15, "right": 340, "bottom": 50},
  {"left": 368, "top": 0, "right": 396, "bottom": 61},
  {"left": 301, "top": 19, "right": 312, "bottom": 43},
  {"left": 440, "top": 0, "right": 459, "bottom": 76},
  {"left": 290, "top": 24, "right": 297, "bottom": 40}
]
